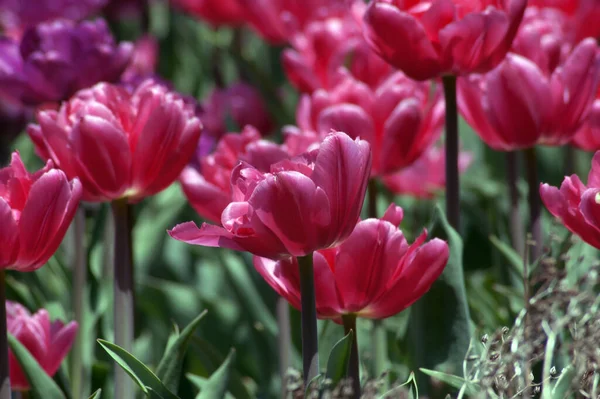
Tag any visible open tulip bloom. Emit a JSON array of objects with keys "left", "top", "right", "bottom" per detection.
[
  {"left": 253, "top": 204, "right": 450, "bottom": 321},
  {"left": 170, "top": 131, "right": 372, "bottom": 259}
]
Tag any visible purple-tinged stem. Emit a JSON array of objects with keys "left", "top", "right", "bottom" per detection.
[
  {"left": 442, "top": 75, "right": 460, "bottom": 230},
  {"left": 506, "top": 152, "right": 525, "bottom": 257},
  {"left": 342, "top": 314, "right": 361, "bottom": 399},
  {"left": 298, "top": 254, "right": 319, "bottom": 385},
  {"left": 0, "top": 270, "right": 10, "bottom": 399},
  {"left": 524, "top": 147, "right": 542, "bottom": 261}
]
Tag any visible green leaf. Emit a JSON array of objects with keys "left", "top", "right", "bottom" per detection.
[
  {"left": 156, "top": 310, "right": 208, "bottom": 392},
  {"left": 419, "top": 369, "right": 479, "bottom": 395},
  {"left": 97, "top": 339, "right": 180, "bottom": 399},
  {"left": 196, "top": 349, "right": 236, "bottom": 399},
  {"left": 87, "top": 389, "right": 102, "bottom": 399},
  {"left": 7, "top": 333, "right": 66, "bottom": 399},
  {"left": 489, "top": 235, "right": 525, "bottom": 277},
  {"left": 325, "top": 330, "right": 353, "bottom": 386},
  {"left": 409, "top": 205, "right": 472, "bottom": 379},
  {"left": 551, "top": 366, "right": 575, "bottom": 399}
]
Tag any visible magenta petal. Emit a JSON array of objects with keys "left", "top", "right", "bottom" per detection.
[
  {"left": 381, "top": 204, "right": 404, "bottom": 226},
  {"left": 168, "top": 221, "right": 242, "bottom": 250},
  {"left": 580, "top": 188, "right": 600, "bottom": 232},
  {"left": 588, "top": 151, "right": 600, "bottom": 188},
  {"left": 312, "top": 251, "right": 344, "bottom": 318},
  {"left": 179, "top": 167, "right": 230, "bottom": 224},
  {"left": 317, "top": 104, "right": 376, "bottom": 142},
  {"left": 0, "top": 198, "right": 18, "bottom": 267},
  {"left": 47, "top": 321, "right": 78, "bottom": 376},
  {"left": 253, "top": 256, "right": 302, "bottom": 311}
]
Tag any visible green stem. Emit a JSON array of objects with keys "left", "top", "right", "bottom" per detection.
[
  {"left": 367, "top": 179, "right": 378, "bottom": 219},
  {"left": 0, "top": 270, "right": 10, "bottom": 399},
  {"left": 297, "top": 255, "right": 319, "bottom": 385},
  {"left": 111, "top": 199, "right": 135, "bottom": 398},
  {"left": 524, "top": 147, "right": 542, "bottom": 261},
  {"left": 342, "top": 314, "right": 361, "bottom": 398},
  {"left": 71, "top": 207, "right": 86, "bottom": 399},
  {"left": 276, "top": 297, "right": 291, "bottom": 397},
  {"left": 506, "top": 151, "right": 525, "bottom": 258},
  {"left": 442, "top": 75, "right": 460, "bottom": 230}
]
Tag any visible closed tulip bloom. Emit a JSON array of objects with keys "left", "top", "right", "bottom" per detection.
[
  {"left": 540, "top": 151, "right": 600, "bottom": 249},
  {"left": 572, "top": 89, "right": 600, "bottom": 151},
  {"left": 458, "top": 37, "right": 600, "bottom": 151},
  {"left": 180, "top": 126, "right": 289, "bottom": 223},
  {"left": 236, "top": 0, "right": 351, "bottom": 43},
  {"left": 27, "top": 79, "right": 202, "bottom": 202},
  {"left": 200, "top": 83, "right": 273, "bottom": 140},
  {"left": 6, "top": 301, "right": 78, "bottom": 391},
  {"left": 295, "top": 71, "right": 444, "bottom": 175},
  {"left": 382, "top": 146, "right": 473, "bottom": 199},
  {"left": 170, "top": 131, "right": 372, "bottom": 259},
  {"left": 362, "top": 0, "right": 527, "bottom": 81},
  {"left": 253, "top": 204, "right": 449, "bottom": 321},
  {"left": 0, "top": 19, "right": 132, "bottom": 106},
  {"left": 170, "top": 0, "right": 245, "bottom": 26},
  {"left": 0, "top": 152, "right": 81, "bottom": 271},
  {"left": 0, "top": 0, "right": 107, "bottom": 39},
  {"left": 282, "top": 3, "right": 392, "bottom": 93}
]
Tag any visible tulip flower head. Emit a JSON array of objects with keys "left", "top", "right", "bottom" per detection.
[
  {"left": 458, "top": 12, "right": 600, "bottom": 152},
  {"left": 362, "top": 0, "right": 527, "bottom": 80},
  {"left": 170, "top": 131, "right": 372, "bottom": 259},
  {"left": 572, "top": 89, "right": 600, "bottom": 151},
  {"left": 0, "top": 152, "right": 81, "bottom": 271},
  {"left": 6, "top": 301, "right": 78, "bottom": 391},
  {"left": 180, "top": 126, "right": 290, "bottom": 223},
  {"left": 28, "top": 79, "right": 202, "bottom": 202},
  {"left": 295, "top": 71, "right": 444, "bottom": 175},
  {"left": 382, "top": 146, "right": 473, "bottom": 199},
  {"left": 0, "top": 19, "right": 132, "bottom": 106},
  {"left": 254, "top": 204, "right": 449, "bottom": 321},
  {"left": 541, "top": 151, "right": 600, "bottom": 250},
  {"left": 170, "top": 0, "right": 246, "bottom": 26}
]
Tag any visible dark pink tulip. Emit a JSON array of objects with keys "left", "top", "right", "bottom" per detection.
[
  {"left": 121, "top": 35, "right": 159, "bottom": 83},
  {"left": 458, "top": 38, "right": 600, "bottom": 151},
  {"left": 529, "top": 0, "right": 600, "bottom": 42},
  {"left": 170, "top": 131, "right": 372, "bottom": 259},
  {"left": 6, "top": 301, "right": 78, "bottom": 391},
  {"left": 282, "top": 2, "right": 392, "bottom": 93},
  {"left": 572, "top": 89, "right": 600, "bottom": 151},
  {"left": 236, "top": 0, "right": 351, "bottom": 43},
  {"left": 382, "top": 146, "right": 472, "bottom": 199},
  {"left": 27, "top": 79, "right": 202, "bottom": 202},
  {"left": 253, "top": 204, "right": 449, "bottom": 321},
  {"left": 0, "top": 152, "right": 81, "bottom": 271},
  {"left": 541, "top": 151, "right": 600, "bottom": 249},
  {"left": 180, "top": 126, "right": 289, "bottom": 223},
  {"left": 200, "top": 83, "right": 273, "bottom": 140},
  {"left": 362, "top": 0, "right": 527, "bottom": 81},
  {"left": 170, "top": 0, "right": 245, "bottom": 26},
  {"left": 295, "top": 71, "right": 444, "bottom": 175}
]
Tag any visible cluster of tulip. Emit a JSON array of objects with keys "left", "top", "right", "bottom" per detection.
[{"left": 0, "top": 0, "right": 599, "bottom": 397}]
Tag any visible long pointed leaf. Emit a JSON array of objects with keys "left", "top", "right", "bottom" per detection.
[
  {"left": 196, "top": 349, "right": 236, "bottom": 399},
  {"left": 325, "top": 330, "right": 353, "bottom": 387}
]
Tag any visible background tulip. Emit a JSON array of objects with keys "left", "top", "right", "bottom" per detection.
[
  {"left": 362, "top": 0, "right": 527, "bottom": 80},
  {"left": 572, "top": 89, "right": 600, "bottom": 151},
  {"left": 170, "top": 131, "right": 372, "bottom": 259},
  {"left": 541, "top": 151, "right": 600, "bottom": 249},
  {"left": 0, "top": 152, "right": 81, "bottom": 271},
  {"left": 6, "top": 301, "right": 78, "bottom": 391},
  {"left": 169, "top": 0, "right": 246, "bottom": 26},
  {"left": 294, "top": 71, "right": 444, "bottom": 175},
  {"left": 253, "top": 204, "right": 449, "bottom": 320},
  {"left": 530, "top": 0, "right": 600, "bottom": 42},
  {"left": 27, "top": 79, "right": 202, "bottom": 203},
  {"left": 0, "top": 19, "right": 132, "bottom": 106},
  {"left": 180, "top": 126, "right": 289, "bottom": 223}
]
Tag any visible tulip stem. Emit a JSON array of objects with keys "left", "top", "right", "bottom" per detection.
[
  {"left": 442, "top": 75, "right": 460, "bottom": 230},
  {"left": 71, "top": 207, "right": 86, "bottom": 399},
  {"left": 506, "top": 152, "right": 525, "bottom": 257},
  {"left": 297, "top": 255, "right": 319, "bottom": 386},
  {"left": 112, "top": 199, "right": 135, "bottom": 398},
  {"left": 367, "top": 178, "right": 379, "bottom": 219},
  {"left": 524, "top": 147, "right": 542, "bottom": 261},
  {"left": 342, "top": 314, "right": 361, "bottom": 398},
  {"left": 0, "top": 270, "right": 10, "bottom": 399},
  {"left": 276, "top": 297, "right": 291, "bottom": 396}
]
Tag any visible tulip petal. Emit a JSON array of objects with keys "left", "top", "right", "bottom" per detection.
[
  {"left": 47, "top": 321, "right": 78, "bottom": 376},
  {"left": 588, "top": 151, "right": 600, "bottom": 188},
  {"left": 179, "top": 167, "right": 230, "bottom": 224},
  {"left": 317, "top": 104, "right": 376, "bottom": 142},
  {"left": 253, "top": 256, "right": 302, "bottom": 311},
  {"left": 0, "top": 198, "right": 18, "bottom": 267},
  {"left": 580, "top": 188, "right": 600, "bottom": 233}
]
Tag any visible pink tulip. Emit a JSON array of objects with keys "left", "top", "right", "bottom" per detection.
[
  {"left": 458, "top": 38, "right": 600, "bottom": 151},
  {"left": 200, "top": 83, "right": 273, "bottom": 140},
  {"left": 121, "top": 35, "right": 159, "bottom": 83},
  {"left": 294, "top": 71, "right": 444, "bottom": 175},
  {"left": 170, "top": 131, "right": 372, "bottom": 259},
  {"left": 27, "top": 79, "right": 202, "bottom": 202},
  {"left": 541, "top": 151, "right": 600, "bottom": 249},
  {"left": 529, "top": 0, "right": 600, "bottom": 42},
  {"left": 382, "top": 146, "right": 473, "bottom": 199},
  {"left": 170, "top": 0, "right": 245, "bottom": 26},
  {"left": 253, "top": 204, "right": 449, "bottom": 321},
  {"left": 180, "top": 126, "right": 289, "bottom": 223},
  {"left": 572, "top": 89, "right": 600, "bottom": 151},
  {"left": 6, "top": 301, "right": 78, "bottom": 391},
  {"left": 362, "top": 0, "right": 527, "bottom": 81},
  {"left": 282, "top": 2, "right": 392, "bottom": 93},
  {"left": 0, "top": 152, "right": 81, "bottom": 271}
]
